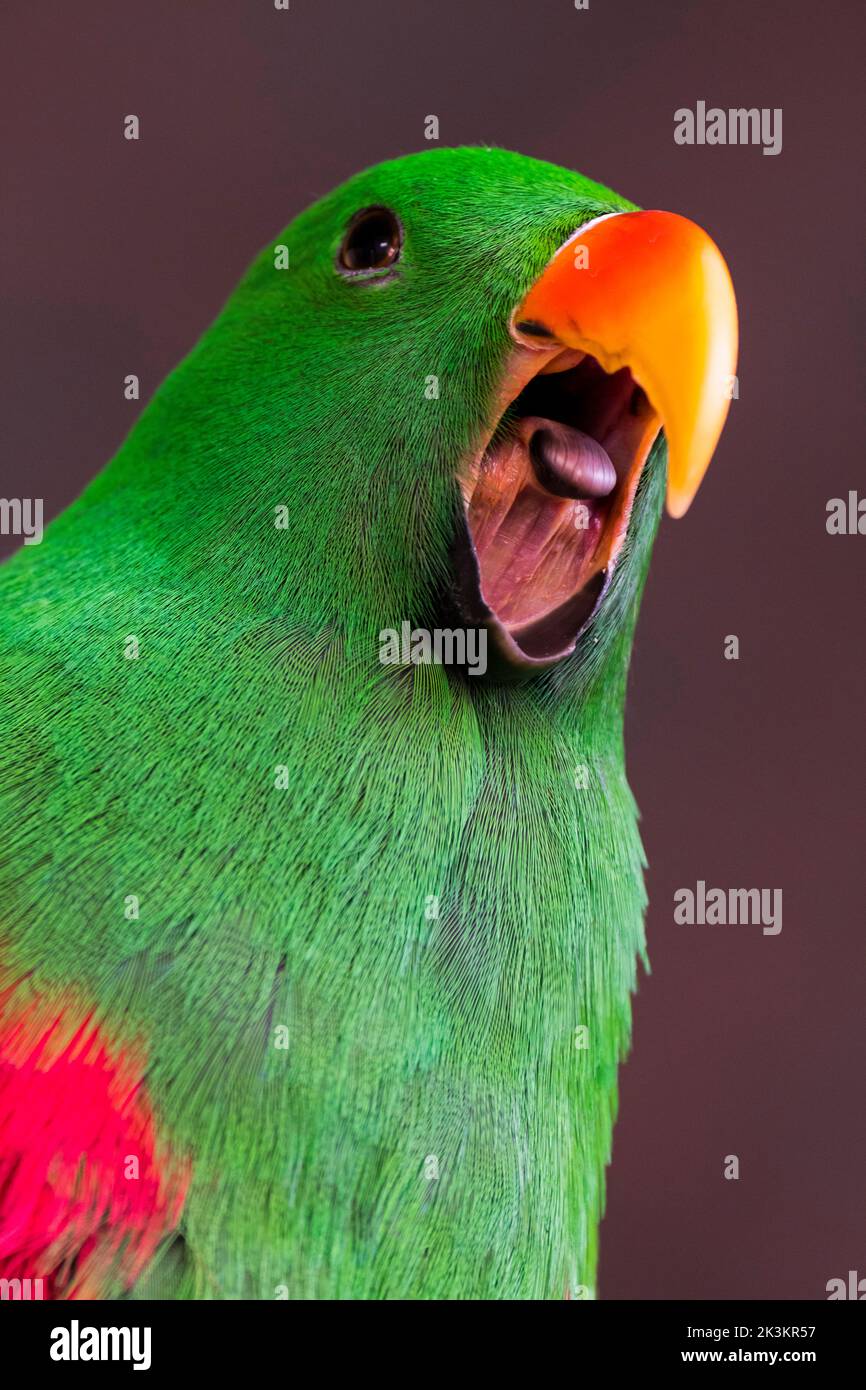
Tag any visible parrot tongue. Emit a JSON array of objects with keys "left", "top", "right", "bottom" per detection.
[
  {"left": 458, "top": 349, "right": 661, "bottom": 667},
  {"left": 465, "top": 421, "right": 611, "bottom": 632}
]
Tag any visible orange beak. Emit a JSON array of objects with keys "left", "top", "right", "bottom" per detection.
[{"left": 513, "top": 210, "right": 738, "bottom": 517}]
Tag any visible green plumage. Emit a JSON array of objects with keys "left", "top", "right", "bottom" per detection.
[{"left": 0, "top": 147, "right": 666, "bottom": 1298}]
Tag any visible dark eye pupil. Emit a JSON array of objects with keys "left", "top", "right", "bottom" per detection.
[{"left": 339, "top": 208, "right": 401, "bottom": 272}]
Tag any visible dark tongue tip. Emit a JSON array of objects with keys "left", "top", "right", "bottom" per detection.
[{"left": 528, "top": 419, "right": 617, "bottom": 499}]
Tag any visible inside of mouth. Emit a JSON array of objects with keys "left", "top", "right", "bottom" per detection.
[{"left": 464, "top": 350, "right": 660, "bottom": 663}]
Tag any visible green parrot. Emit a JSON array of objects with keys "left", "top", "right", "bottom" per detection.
[{"left": 0, "top": 146, "right": 736, "bottom": 1300}]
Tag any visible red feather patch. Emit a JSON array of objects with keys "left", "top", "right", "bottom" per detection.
[{"left": 0, "top": 972, "right": 188, "bottom": 1299}]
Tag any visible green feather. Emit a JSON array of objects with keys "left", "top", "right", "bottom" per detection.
[{"left": 0, "top": 147, "right": 666, "bottom": 1298}]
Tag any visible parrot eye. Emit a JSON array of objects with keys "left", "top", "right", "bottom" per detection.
[{"left": 337, "top": 207, "right": 403, "bottom": 275}]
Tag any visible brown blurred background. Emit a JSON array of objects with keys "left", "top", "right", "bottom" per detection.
[{"left": 1, "top": 0, "right": 863, "bottom": 1299}]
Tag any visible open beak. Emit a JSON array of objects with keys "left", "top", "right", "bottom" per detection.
[{"left": 456, "top": 210, "right": 738, "bottom": 669}]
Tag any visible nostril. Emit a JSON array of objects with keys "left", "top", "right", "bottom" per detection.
[{"left": 527, "top": 419, "right": 617, "bottom": 499}]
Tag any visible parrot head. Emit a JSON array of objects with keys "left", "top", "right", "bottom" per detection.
[{"left": 97, "top": 146, "right": 736, "bottom": 692}]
